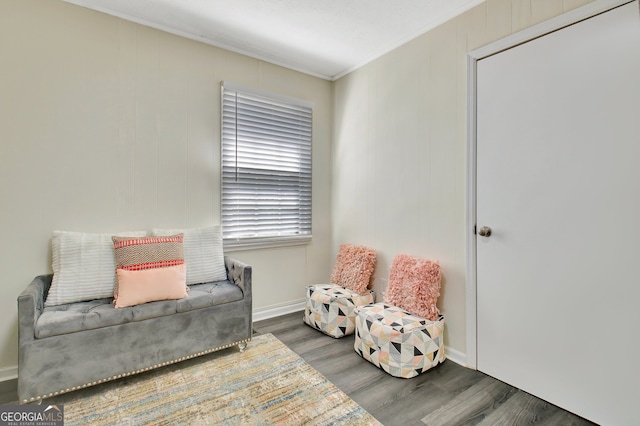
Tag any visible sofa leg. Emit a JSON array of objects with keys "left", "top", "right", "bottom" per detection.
[{"left": 238, "top": 342, "right": 248, "bottom": 352}]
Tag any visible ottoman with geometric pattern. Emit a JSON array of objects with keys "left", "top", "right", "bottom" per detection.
[
  {"left": 303, "top": 284, "right": 375, "bottom": 338},
  {"left": 354, "top": 303, "right": 445, "bottom": 378}
]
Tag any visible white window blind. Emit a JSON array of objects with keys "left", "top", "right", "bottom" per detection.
[{"left": 221, "top": 82, "right": 312, "bottom": 249}]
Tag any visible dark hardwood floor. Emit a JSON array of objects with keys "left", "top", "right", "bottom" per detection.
[{"left": 254, "top": 311, "right": 597, "bottom": 426}]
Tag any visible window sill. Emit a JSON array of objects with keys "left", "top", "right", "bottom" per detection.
[{"left": 223, "top": 235, "right": 312, "bottom": 252}]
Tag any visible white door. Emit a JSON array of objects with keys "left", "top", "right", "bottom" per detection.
[{"left": 476, "top": 2, "right": 640, "bottom": 425}]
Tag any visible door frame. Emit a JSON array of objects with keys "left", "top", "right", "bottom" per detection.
[{"left": 464, "top": 0, "right": 633, "bottom": 369}]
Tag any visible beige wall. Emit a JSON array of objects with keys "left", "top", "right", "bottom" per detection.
[
  {"left": 332, "top": 0, "right": 596, "bottom": 362},
  {"left": 0, "top": 0, "right": 332, "bottom": 376},
  {"left": 0, "top": 0, "right": 598, "bottom": 377}
]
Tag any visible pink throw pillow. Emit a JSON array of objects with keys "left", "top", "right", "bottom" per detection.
[
  {"left": 330, "top": 243, "right": 376, "bottom": 295},
  {"left": 112, "top": 234, "right": 187, "bottom": 308},
  {"left": 115, "top": 265, "right": 188, "bottom": 308},
  {"left": 384, "top": 254, "right": 441, "bottom": 321}
]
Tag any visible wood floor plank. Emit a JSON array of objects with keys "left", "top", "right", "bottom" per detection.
[
  {"left": 370, "top": 381, "right": 456, "bottom": 426},
  {"left": 478, "top": 390, "right": 594, "bottom": 426},
  {"left": 255, "top": 311, "right": 596, "bottom": 426},
  {"left": 424, "top": 361, "right": 487, "bottom": 395},
  {"left": 421, "top": 376, "right": 517, "bottom": 426},
  {"left": 538, "top": 408, "right": 598, "bottom": 426}
]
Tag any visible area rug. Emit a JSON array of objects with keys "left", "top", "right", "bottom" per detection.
[{"left": 48, "top": 333, "right": 380, "bottom": 425}]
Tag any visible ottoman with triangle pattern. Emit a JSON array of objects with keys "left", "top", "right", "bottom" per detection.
[
  {"left": 354, "top": 303, "right": 445, "bottom": 378},
  {"left": 303, "top": 284, "right": 375, "bottom": 338}
]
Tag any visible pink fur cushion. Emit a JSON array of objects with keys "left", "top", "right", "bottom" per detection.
[
  {"left": 330, "top": 243, "right": 377, "bottom": 295},
  {"left": 384, "top": 254, "right": 441, "bottom": 321}
]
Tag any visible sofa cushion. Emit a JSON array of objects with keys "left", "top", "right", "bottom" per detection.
[
  {"left": 35, "top": 280, "right": 243, "bottom": 339},
  {"left": 175, "top": 281, "right": 244, "bottom": 313}
]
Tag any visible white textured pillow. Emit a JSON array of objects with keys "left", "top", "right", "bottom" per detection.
[
  {"left": 151, "top": 225, "right": 226, "bottom": 285},
  {"left": 47, "top": 230, "right": 147, "bottom": 307}
]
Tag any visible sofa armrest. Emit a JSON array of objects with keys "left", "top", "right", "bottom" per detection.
[
  {"left": 18, "top": 275, "right": 51, "bottom": 344},
  {"left": 224, "top": 256, "right": 252, "bottom": 295}
]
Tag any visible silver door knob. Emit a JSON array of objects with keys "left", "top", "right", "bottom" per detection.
[{"left": 478, "top": 226, "right": 492, "bottom": 237}]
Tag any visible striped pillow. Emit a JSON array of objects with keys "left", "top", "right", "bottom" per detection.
[
  {"left": 151, "top": 226, "right": 226, "bottom": 285},
  {"left": 112, "top": 235, "right": 185, "bottom": 271},
  {"left": 112, "top": 234, "right": 187, "bottom": 308},
  {"left": 46, "top": 230, "right": 147, "bottom": 307}
]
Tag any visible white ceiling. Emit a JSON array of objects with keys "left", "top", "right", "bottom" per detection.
[{"left": 64, "top": 0, "right": 485, "bottom": 81}]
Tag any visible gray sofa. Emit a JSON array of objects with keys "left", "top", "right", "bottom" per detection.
[{"left": 17, "top": 256, "right": 252, "bottom": 404}]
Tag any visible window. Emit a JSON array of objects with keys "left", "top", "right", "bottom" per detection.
[{"left": 221, "top": 81, "right": 312, "bottom": 250}]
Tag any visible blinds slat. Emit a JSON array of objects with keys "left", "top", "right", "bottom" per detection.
[{"left": 222, "top": 84, "right": 312, "bottom": 240}]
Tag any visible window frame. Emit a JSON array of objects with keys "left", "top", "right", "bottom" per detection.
[{"left": 220, "top": 81, "right": 313, "bottom": 251}]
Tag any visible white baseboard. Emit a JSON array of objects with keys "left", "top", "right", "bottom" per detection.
[
  {"left": 0, "top": 366, "right": 18, "bottom": 383},
  {"left": 253, "top": 301, "right": 305, "bottom": 322},
  {"left": 445, "top": 345, "right": 469, "bottom": 368}
]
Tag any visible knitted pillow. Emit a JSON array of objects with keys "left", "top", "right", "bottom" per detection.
[
  {"left": 383, "top": 254, "right": 441, "bottom": 321},
  {"left": 330, "top": 243, "right": 377, "bottom": 295},
  {"left": 112, "top": 234, "right": 187, "bottom": 308}
]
